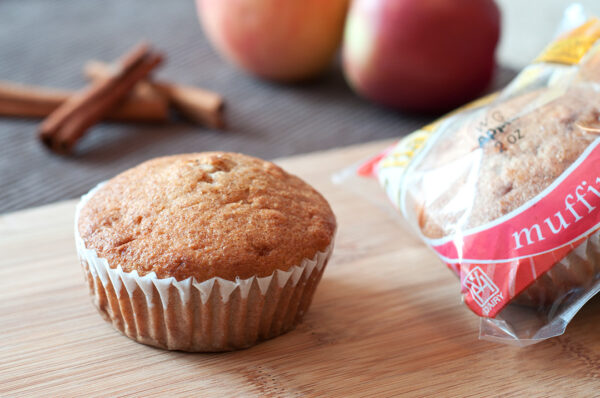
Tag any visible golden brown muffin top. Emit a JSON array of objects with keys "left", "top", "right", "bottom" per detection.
[{"left": 78, "top": 152, "right": 336, "bottom": 282}]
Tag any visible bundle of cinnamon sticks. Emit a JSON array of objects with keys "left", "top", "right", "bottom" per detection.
[{"left": 0, "top": 42, "right": 224, "bottom": 154}]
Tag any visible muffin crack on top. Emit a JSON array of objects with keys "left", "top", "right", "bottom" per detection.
[{"left": 78, "top": 152, "right": 337, "bottom": 282}]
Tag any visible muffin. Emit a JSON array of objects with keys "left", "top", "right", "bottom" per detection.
[
  {"left": 414, "top": 84, "right": 600, "bottom": 308},
  {"left": 75, "top": 152, "right": 336, "bottom": 351}
]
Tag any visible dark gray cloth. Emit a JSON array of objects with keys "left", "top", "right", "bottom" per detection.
[{"left": 0, "top": 0, "right": 515, "bottom": 214}]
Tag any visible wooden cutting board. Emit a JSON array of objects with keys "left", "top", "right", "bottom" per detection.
[{"left": 3, "top": 140, "right": 600, "bottom": 397}]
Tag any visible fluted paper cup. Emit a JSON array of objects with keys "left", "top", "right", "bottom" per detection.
[{"left": 75, "top": 184, "right": 333, "bottom": 352}]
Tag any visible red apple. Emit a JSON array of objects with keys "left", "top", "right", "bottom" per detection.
[
  {"left": 342, "top": 0, "right": 501, "bottom": 112},
  {"left": 197, "top": 0, "right": 349, "bottom": 83}
]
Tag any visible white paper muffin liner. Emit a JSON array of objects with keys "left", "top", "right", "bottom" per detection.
[{"left": 75, "top": 183, "right": 333, "bottom": 352}]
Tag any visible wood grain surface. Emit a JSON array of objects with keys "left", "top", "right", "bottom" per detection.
[{"left": 2, "top": 140, "right": 600, "bottom": 397}]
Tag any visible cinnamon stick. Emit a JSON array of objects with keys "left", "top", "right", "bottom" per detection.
[
  {"left": 155, "top": 81, "right": 225, "bottom": 129},
  {"left": 0, "top": 80, "right": 168, "bottom": 122},
  {"left": 39, "top": 43, "right": 164, "bottom": 154},
  {"left": 84, "top": 60, "right": 225, "bottom": 129}
]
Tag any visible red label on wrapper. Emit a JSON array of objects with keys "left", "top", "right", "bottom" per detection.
[
  {"left": 425, "top": 139, "right": 600, "bottom": 317},
  {"left": 356, "top": 145, "right": 395, "bottom": 177}
]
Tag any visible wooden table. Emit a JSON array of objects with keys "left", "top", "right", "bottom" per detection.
[{"left": 2, "top": 140, "right": 600, "bottom": 397}]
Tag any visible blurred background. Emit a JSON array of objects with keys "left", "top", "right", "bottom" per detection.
[{"left": 1, "top": 0, "right": 599, "bottom": 214}]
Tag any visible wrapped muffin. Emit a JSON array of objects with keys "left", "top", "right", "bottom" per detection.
[
  {"left": 362, "top": 18, "right": 600, "bottom": 345},
  {"left": 76, "top": 152, "right": 336, "bottom": 351}
]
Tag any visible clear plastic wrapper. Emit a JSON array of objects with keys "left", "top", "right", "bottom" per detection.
[{"left": 353, "top": 11, "right": 600, "bottom": 346}]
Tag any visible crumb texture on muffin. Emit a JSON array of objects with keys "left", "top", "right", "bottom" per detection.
[{"left": 78, "top": 152, "right": 336, "bottom": 282}]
